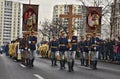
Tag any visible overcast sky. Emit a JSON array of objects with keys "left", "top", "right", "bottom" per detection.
[
  {"left": 8, "top": 0, "right": 113, "bottom": 23},
  {"left": 8, "top": 0, "right": 87, "bottom": 23}
]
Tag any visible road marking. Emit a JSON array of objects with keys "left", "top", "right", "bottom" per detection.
[
  {"left": 0, "top": 54, "right": 3, "bottom": 56},
  {"left": 20, "top": 64, "right": 26, "bottom": 68},
  {"left": 34, "top": 74, "right": 44, "bottom": 79}
]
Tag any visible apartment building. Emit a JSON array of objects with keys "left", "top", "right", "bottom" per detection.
[{"left": 0, "top": 0, "right": 21, "bottom": 45}]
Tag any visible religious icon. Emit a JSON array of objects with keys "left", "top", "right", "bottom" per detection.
[
  {"left": 22, "top": 4, "right": 38, "bottom": 32},
  {"left": 86, "top": 7, "right": 102, "bottom": 34},
  {"left": 87, "top": 11, "right": 100, "bottom": 29},
  {"left": 23, "top": 9, "right": 37, "bottom": 31}
]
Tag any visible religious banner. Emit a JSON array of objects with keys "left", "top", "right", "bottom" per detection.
[
  {"left": 22, "top": 4, "right": 39, "bottom": 32},
  {"left": 86, "top": 7, "right": 102, "bottom": 33}
]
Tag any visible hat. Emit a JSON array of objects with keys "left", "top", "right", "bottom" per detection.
[
  {"left": 31, "top": 30, "right": 34, "bottom": 33},
  {"left": 72, "top": 29, "right": 74, "bottom": 32},
  {"left": 81, "top": 36, "right": 84, "bottom": 39},
  {"left": 60, "top": 31, "right": 65, "bottom": 35},
  {"left": 93, "top": 31, "right": 96, "bottom": 34},
  {"left": 86, "top": 34, "right": 91, "bottom": 37}
]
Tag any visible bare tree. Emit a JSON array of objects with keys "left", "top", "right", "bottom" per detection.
[{"left": 41, "top": 19, "right": 65, "bottom": 41}]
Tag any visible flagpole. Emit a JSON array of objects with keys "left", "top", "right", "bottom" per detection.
[{"left": 29, "top": 0, "right": 31, "bottom": 4}]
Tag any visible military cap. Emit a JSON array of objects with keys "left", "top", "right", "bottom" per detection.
[
  {"left": 60, "top": 31, "right": 65, "bottom": 34},
  {"left": 86, "top": 34, "right": 91, "bottom": 37},
  {"left": 31, "top": 30, "right": 35, "bottom": 33},
  {"left": 81, "top": 36, "right": 84, "bottom": 39},
  {"left": 93, "top": 31, "right": 96, "bottom": 34},
  {"left": 52, "top": 35, "right": 56, "bottom": 38}
]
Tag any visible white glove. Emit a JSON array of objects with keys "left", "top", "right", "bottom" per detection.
[
  {"left": 94, "top": 47, "right": 96, "bottom": 50},
  {"left": 89, "top": 51, "right": 91, "bottom": 54},
  {"left": 29, "top": 41, "right": 31, "bottom": 44},
  {"left": 95, "top": 40, "right": 96, "bottom": 43},
  {"left": 69, "top": 48, "right": 72, "bottom": 50},
  {"left": 68, "top": 39, "right": 71, "bottom": 42},
  {"left": 28, "top": 49, "right": 30, "bottom": 51}
]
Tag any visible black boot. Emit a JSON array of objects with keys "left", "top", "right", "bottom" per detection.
[
  {"left": 31, "top": 58, "right": 34, "bottom": 67},
  {"left": 71, "top": 60, "right": 74, "bottom": 71},
  {"left": 63, "top": 60, "right": 66, "bottom": 69},
  {"left": 54, "top": 58, "right": 57, "bottom": 66},
  {"left": 22, "top": 58, "right": 25, "bottom": 65},
  {"left": 81, "top": 59, "right": 84, "bottom": 66},
  {"left": 51, "top": 59, "right": 53, "bottom": 66},
  {"left": 21, "top": 57, "right": 24, "bottom": 64},
  {"left": 68, "top": 62, "right": 71, "bottom": 72},
  {"left": 29, "top": 59, "right": 32, "bottom": 68},
  {"left": 85, "top": 59, "right": 88, "bottom": 67},
  {"left": 92, "top": 61, "right": 97, "bottom": 70},
  {"left": 94, "top": 61, "right": 97, "bottom": 69},
  {"left": 90, "top": 60, "right": 93, "bottom": 69},
  {"left": 26, "top": 58, "right": 29, "bottom": 66},
  {"left": 60, "top": 60, "right": 62, "bottom": 70}
]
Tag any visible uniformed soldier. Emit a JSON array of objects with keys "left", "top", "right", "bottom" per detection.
[
  {"left": 5, "top": 43, "right": 9, "bottom": 56},
  {"left": 90, "top": 32, "right": 100, "bottom": 69},
  {"left": 78, "top": 36, "right": 85, "bottom": 66},
  {"left": 19, "top": 35, "right": 25, "bottom": 65},
  {"left": 58, "top": 31, "right": 68, "bottom": 70},
  {"left": 8, "top": 41, "right": 13, "bottom": 57},
  {"left": 49, "top": 36, "right": 58, "bottom": 66},
  {"left": 29, "top": 31, "right": 37, "bottom": 68},
  {"left": 21, "top": 33, "right": 30, "bottom": 65},
  {"left": 84, "top": 34, "right": 90, "bottom": 67},
  {"left": 67, "top": 31, "right": 78, "bottom": 72}
]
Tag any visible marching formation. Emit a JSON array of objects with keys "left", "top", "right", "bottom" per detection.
[
  {"left": 4, "top": 31, "right": 37, "bottom": 68},
  {"left": 48, "top": 31, "right": 100, "bottom": 72},
  {"left": 47, "top": 30, "right": 120, "bottom": 71},
  {"left": 2, "top": 30, "right": 120, "bottom": 72}
]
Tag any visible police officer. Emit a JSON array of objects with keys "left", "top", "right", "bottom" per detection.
[
  {"left": 78, "top": 36, "right": 85, "bottom": 66},
  {"left": 84, "top": 35, "right": 90, "bottom": 67},
  {"left": 58, "top": 31, "right": 68, "bottom": 70},
  {"left": 50, "top": 36, "right": 58, "bottom": 66},
  {"left": 29, "top": 31, "right": 37, "bottom": 68},
  {"left": 90, "top": 32, "right": 100, "bottom": 69},
  {"left": 67, "top": 31, "right": 78, "bottom": 72}
]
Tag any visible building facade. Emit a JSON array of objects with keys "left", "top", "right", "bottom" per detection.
[
  {"left": 110, "top": 0, "right": 120, "bottom": 38},
  {"left": 52, "top": 4, "right": 86, "bottom": 39},
  {"left": 0, "top": 0, "right": 21, "bottom": 45}
]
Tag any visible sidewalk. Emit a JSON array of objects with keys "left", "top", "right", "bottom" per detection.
[{"left": 99, "top": 60, "right": 120, "bottom": 65}]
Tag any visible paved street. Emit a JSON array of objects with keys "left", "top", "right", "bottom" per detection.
[{"left": 0, "top": 54, "right": 120, "bottom": 79}]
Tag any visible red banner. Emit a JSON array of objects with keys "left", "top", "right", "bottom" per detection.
[
  {"left": 22, "top": 4, "right": 39, "bottom": 32},
  {"left": 86, "top": 7, "right": 102, "bottom": 33}
]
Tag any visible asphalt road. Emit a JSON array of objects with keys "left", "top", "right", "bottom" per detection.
[{"left": 0, "top": 54, "right": 120, "bottom": 79}]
